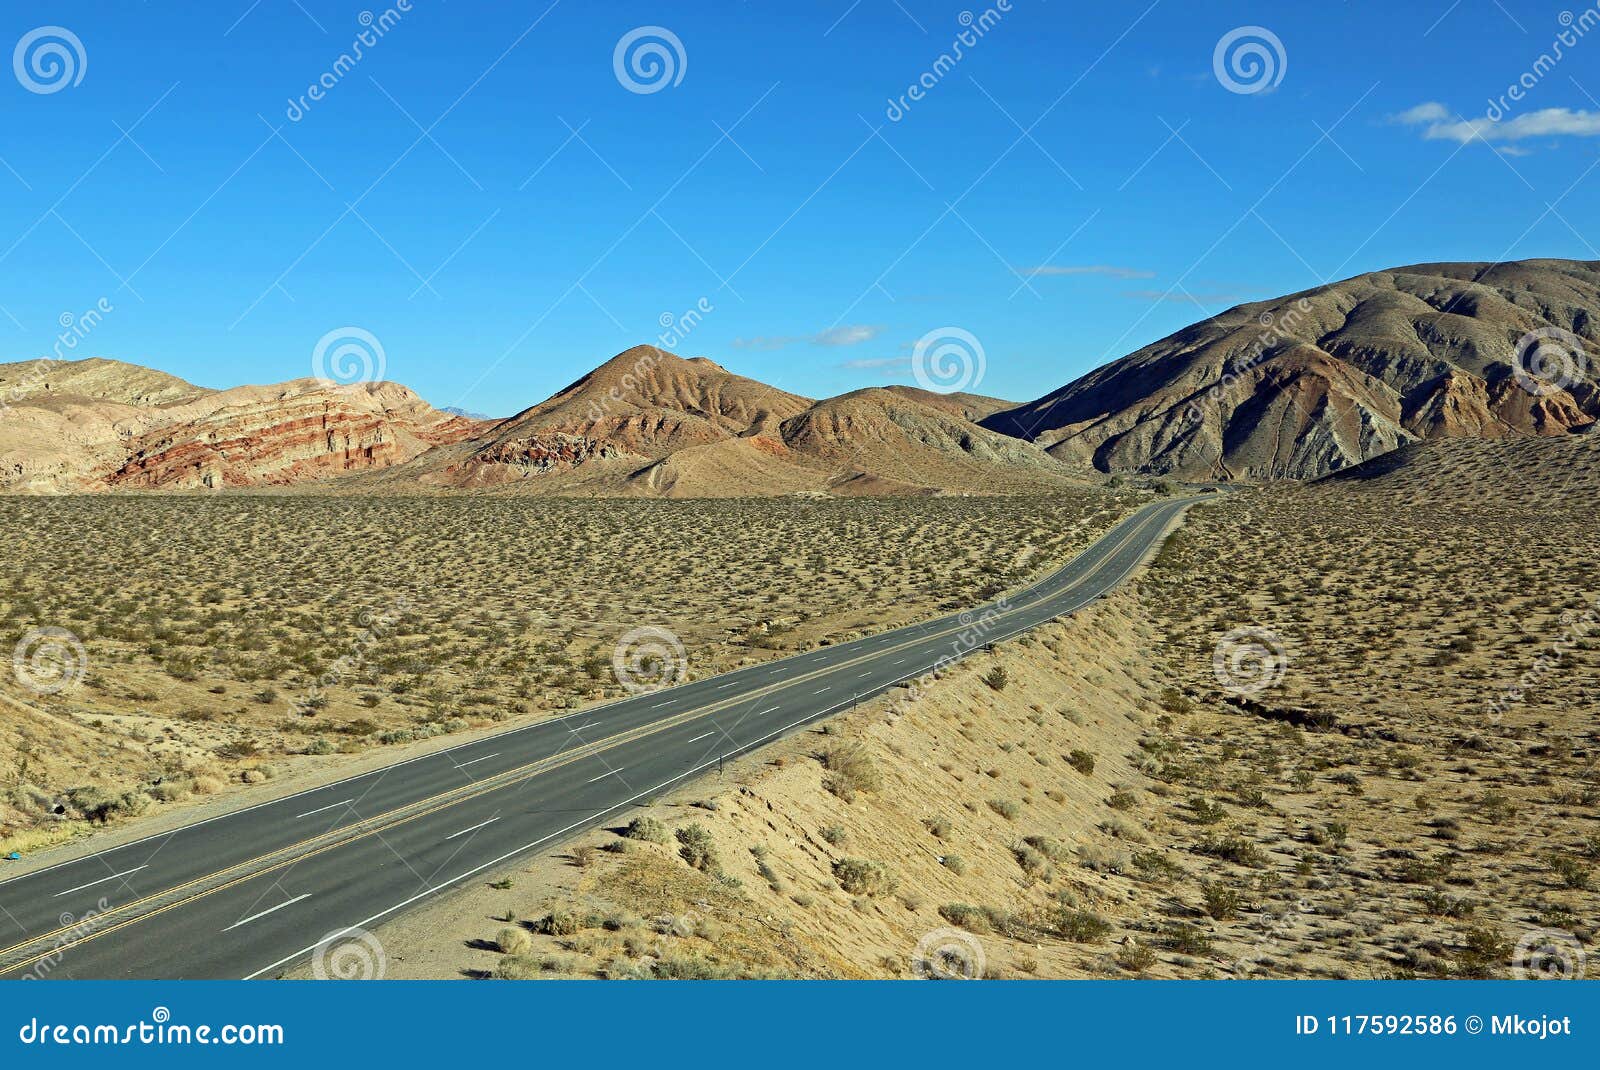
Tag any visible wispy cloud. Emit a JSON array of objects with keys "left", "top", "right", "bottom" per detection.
[
  {"left": 813, "top": 324, "right": 882, "bottom": 346},
  {"left": 1393, "top": 101, "right": 1451, "bottom": 125},
  {"left": 838, "top": 355, "right": 909, "bottom": 371},
  {"left": 1124, "top": 288, "right": 1254, "bottom": 305},
  {"left": 1017, "top": 264, "right": 1155, "bottom": 279},
  {"left": 1394, "top": 101, "right": 1600, "bottom": 144},
  {"left": 729, "top": 335, "right": 800, "bottom": 351},
  {"left": 733, "top": 324, "right": 883, "bottom": 350}
]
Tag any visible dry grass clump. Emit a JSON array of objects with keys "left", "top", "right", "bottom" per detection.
[
  {"left": 0, "top": 491, "right": 1127, "bottom": 850},
  {"left": 1128, "top": 449, "right": 1600, "bottom": 978}
]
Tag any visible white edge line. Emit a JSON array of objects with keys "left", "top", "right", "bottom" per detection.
[
  {"left": 51, "top": 865, "right": 148, "bottom": 897},
  {"left": 293, "top": 799, "right": 353, "bottom": 820}
]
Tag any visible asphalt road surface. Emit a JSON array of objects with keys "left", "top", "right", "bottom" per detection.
[{"left": 0, "top": 493, "right": 1200, "bottom": 979}]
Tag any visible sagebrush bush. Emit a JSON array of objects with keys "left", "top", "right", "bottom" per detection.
[
  {"left": 832, "top": 858, "right": 897, "bottom": 897},
  {"left": 820, "top": 744, "right": 882, "bottom": 801},
  {"left": 623, "top": 815, "right": 668, "bottom": 843},
  {"left": 676, "top": 823, "right": 719, "bottom": 873}
]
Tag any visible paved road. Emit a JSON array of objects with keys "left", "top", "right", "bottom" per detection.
[{"left": 0, "top": 494, "right": 1199, "bottom": 979}]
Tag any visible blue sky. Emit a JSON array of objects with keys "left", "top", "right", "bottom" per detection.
[{"left": 2, "top": 0, "right": 1598, "bottom": 413}]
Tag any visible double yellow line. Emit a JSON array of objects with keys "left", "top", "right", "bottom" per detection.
[{"left": 0, "top": 497, "right": 1190, "bottom": 976}]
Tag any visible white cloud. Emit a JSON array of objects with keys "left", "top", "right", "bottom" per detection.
[
  {"left": 1124, "top": 288, "right": 1253, "bottom": 305},
  {"left": 1392, "top": 101, "right": 1451, "bottom": 125},
  {"left": 731, "top": 335, "right": 803, "bottom": 351},
  {"left": 838, "top": 355, "right": 909, "bottom": 371},
  {"left": 812, "top": 324, "right": 882, "bottom": 346},
  {"left": 1395, "top": 102, "right": 1600, "bottom": 144},
  {"left": 733, "top": 325, "right": 882, "bottom": 350},
  {"left": 1018, "top": 264, "right": 1155, "bottom": 279}
]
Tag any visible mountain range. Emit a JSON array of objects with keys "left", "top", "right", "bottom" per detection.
[
  {"left": 983, "top": 258, "right": 1597, "bottom": 480},
  {"left": 2, "top": 257, "right": 1594, "bottom": 495}
]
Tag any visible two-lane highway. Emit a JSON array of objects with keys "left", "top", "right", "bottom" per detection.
[{"left": 0, "top": 493, "right": 1199, "bottom": 979}]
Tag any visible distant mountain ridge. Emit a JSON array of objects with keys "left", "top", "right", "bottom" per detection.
[
  {"left": 982, "top": 258, "right": 1599, "bottom": 480},
  {"left": 0, "top": 352, "right": 1056, "bottom": 497},
  {"left": 11, "top": 260, "right": 1597, "bottom": 496},
  {"left": 0, "top": 358, "right": 484, "bottom": 492}
]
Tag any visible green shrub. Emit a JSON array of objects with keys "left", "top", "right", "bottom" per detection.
[
  {"left": 987, "top": 797, "right": 1020, "bottom": 820},
  {"left": 1053, "top": 908, "right": 1112, "bottom": 942},
  {"left": 1067, "top": 750, "right": 1096, "bottom": 775},
  {"left": 623, "top": 816, "right": 668, "bottom": 843},
  {"left": 820, "top": 745, "right": 881, "bottom": 801},
  {"left": 833, "top": 858, "right": 897, "bottom": 897},
  {"left": 1164, "top": 922, "right": 1214, "bottom": 955},
  {"left": 496, "top": 926, "right": 531, "bottom": 955},
  {"left": 534, "top": 911, "right": 583, "bottom": 936},
  {"left": 675, "top": 823, "right": 719, "bottom": 873},
  {"left": 1202, "top": 882, "right": 1242, "bottom": 921}
]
